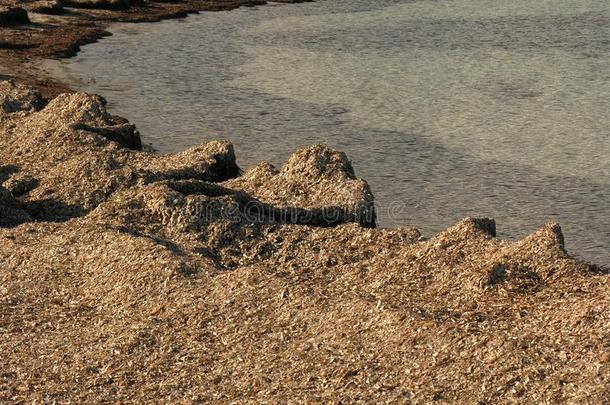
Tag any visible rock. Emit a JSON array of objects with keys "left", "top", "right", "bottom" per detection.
[
  {"left": 27, "top": 0, "right": 65, "bottom": 15},
  {"left": 0, "top": 80, "right": 45, "bottom": 114},
  {"left": 0, "top": 7, "right": 30, "bottom": 26}
]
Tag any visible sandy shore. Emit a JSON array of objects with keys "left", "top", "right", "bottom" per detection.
[{"left": 1, "top": 2, "right": 609, "bottom": 403}]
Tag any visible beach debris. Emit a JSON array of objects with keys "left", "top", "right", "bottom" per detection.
[
  {"left": 63, "top": 0, "right": 140, "bottom": 10},
  {"left": 0, "top": 80, "right": 44, "bottom": 115},
  {"left": 26, "top": 0, "right": 65, "bottom": 15},
  {"left": 224, "top": 144, "right": 376, "bottom": 227},
  {"left": 0, "top": 83, "right": 607, "bottom": 403}
]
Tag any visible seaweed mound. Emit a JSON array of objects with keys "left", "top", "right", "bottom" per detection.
[
  {"left": 0, "top": 83, "right": 374, "bottom": 226},
  {"left": 26, "top": 0, "right": 64, "bottom": 15},
  {"left": 0, "top": 84, "right": 608, "bottom": 403},
  {"left": 0, "top": 79, "right": 44, "bottom": 115},
  {"left": 225, "top": 145, "right": 376, "bottom": 227},
  {"left": 62, "top": 0, "right": 140, "bottom": 10}
]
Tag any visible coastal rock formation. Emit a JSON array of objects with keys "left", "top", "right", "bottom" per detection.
[{"left": 0, "top": 83, "right": 608, "bottom": 403}]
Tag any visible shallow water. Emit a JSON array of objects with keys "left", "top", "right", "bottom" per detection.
[{"left": 48, "top": 0, "right": 609, "bottom": 264}]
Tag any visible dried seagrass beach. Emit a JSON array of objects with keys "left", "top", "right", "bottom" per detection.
[
  {"left": 1, "top": 0, "right": 609, "bottom": 403},
  {"left": 47, "top": 0, "right": 610, "bottom": 265}
]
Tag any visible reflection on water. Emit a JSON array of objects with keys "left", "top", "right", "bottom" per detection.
[{"left": 47, "top": 0, "right": 609, "bottom": 264}]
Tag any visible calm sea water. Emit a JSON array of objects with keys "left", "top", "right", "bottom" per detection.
[{"left": 47, "top": 0, "right": 609, "bottom": 265}]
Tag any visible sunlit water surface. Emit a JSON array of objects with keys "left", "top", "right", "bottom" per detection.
[{"left": 48, "top": 0, "right": 610, "bottom": 264}]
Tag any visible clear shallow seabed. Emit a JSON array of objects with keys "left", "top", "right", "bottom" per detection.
[{"left": 47, "top": 0, "right": 610, "bottom": 264}]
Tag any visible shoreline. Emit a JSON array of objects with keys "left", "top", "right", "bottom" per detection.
[
  {"left": 0, "top": 0, "right": 310, "bottom": 97},
  {"left": 1, "top": 1, "right": 609, "bottom": 402},
  {"left": 40, "top": 7, "right": 609, "bottom": 266}
]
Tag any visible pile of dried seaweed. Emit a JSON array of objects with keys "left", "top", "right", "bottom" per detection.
[{"left": 0, "top": 81, "right": 608, "bottom": 403}]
